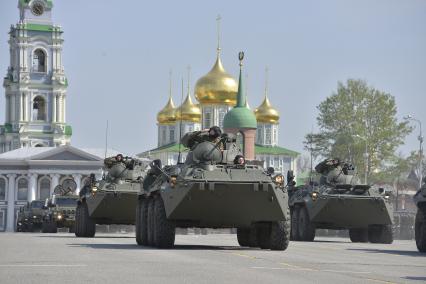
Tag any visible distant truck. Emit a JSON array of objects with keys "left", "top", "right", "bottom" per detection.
[
  {"left": 288, "top": 158, "right": 394, "bottom": 243},
  {"left": 16, "top": 200, "right": 45, "bottom": 232},
  {"left": 41, "top": 179, "right": 78, "bottom": 233}
]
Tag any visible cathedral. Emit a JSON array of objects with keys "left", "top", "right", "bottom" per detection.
[
  {"left": 0, "top": 0, "right": 71, "bottom": 153},
  {"left": 138, "top": 28, "right": 299, "bottom": 175}
]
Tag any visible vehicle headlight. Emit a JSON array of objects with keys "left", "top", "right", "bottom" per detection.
[
  {"left": 273, "top": 174, "right": 284, "bottom": 186},
  {"left": 311, "top": 192, "right": 319, "bottom": 201},
  {"left": 384, "top": 195, "right": 389, "bottom": 199},
  {"left": 57, "top": 214, "right": 62, "bottom": 220},
  {"left": 169, "top": 176, "right": 177, "bottom": 188},
  {"left": 92, "top": 186, "right": 98, "bottom": 192},
  {"left": 33, "top": 215, "right": 37, "bottom": 218}
]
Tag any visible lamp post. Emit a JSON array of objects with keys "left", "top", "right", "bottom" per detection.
[
  {"left": 354, "top": 134, "right": 368, "bottom": 184},
  {"left": 404, "top": 115, "right": 423, "bottom": 188}
]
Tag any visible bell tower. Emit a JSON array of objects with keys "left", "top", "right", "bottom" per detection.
[{"left": 0, "top": 0, "right": 72, "bottom": 153}]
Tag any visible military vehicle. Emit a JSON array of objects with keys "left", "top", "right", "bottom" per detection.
[
  {"left": 135, "top": 132, "right": 291, "bottom": 250},
  {"left": 75, "top": 155, "right": 149, "bottom": 238},
  {"left": 42, "top": 179, "right": 79, "bottom": 233},
  {"left": 288, "top": 158, "right": 393, "bottom": 243},
  {"left": 16, "top": 200, "right": 45, "bottom": 232},
  {"left": 414, "top": 178, "right": 426, "bottom": 252}
]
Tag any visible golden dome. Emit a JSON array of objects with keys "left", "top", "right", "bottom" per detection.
[
  {"left": 254, "top": 96, "right": 280, "bottom": 124},
  {"left": 194, "top": 56, "right": 238, "bottom": 105},
  {"left": 157, "top": 96, "right": 176, "bottom": 124},
  {"left": 176, "top": 94, "right": 201, "bottom": 123}
]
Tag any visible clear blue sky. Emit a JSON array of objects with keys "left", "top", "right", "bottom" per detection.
[{"left": 0, "top": 0, "right": 425, "bottom": 156}]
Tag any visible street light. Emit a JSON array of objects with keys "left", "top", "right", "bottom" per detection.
[
  {"left": 404, "top": 115, "right": 423, "bottom": 188},
  {"left": 353, "top": 134, "right": 368, "bottom": 185}
]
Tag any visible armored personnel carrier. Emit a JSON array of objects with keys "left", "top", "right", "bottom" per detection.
[
  {"left": 414, "top": 178, "right": 426, "bottom": 252},
  {"left": 42, "top": 179, "right": 79, "bottom": 233},
  {"left": 75, "top": 155, "right": 149, "bottom": 238},
  {"left": 288, "top": 158, "right": 393, "bottom": 243},
  {"left": 136, "top": 132, "right": 291, "bottom": 250},
  {"left": 16, "top": 200, "right": 45, "bottom": 232}
]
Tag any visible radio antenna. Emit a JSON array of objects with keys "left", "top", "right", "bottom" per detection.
[
  {"left": 104, "top": 120, "right": 109, "bottom": 159},
  {"left": 177, "top": 73, "right": 185, "bottom": 164}
]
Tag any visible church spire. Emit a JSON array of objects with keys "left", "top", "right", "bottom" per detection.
[{"left": 216, "top": 14, "right": 222, "bottom": 57}]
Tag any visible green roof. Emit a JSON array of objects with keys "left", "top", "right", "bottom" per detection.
[
  {"left": 255, "top": 144, "right": 300, "bottom": 157},
  {"left": 24, "top": 24, "right": 54, "bottom": 32},
  {"left": 64, "top": 125, "right": 72, "bottom": 136},
  {"left": 20, "top": 0, "right": 53, "bottom": 8},
  {"left": 4, "top": 123, "right": 13, "bottom": 133},
  {"left": 223, "top": 61, "right": 257, "bottom": 129}
]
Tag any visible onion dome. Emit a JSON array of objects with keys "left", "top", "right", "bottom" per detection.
[
  {"left": 223, "top": 52, "right": 257, "bottom": 129},
  {"left": 194, "top": 55, "right": 238, "bottom": 106},
  {"left": 157, "top": 96, "right": 176, "bottom": 125},
  {"left": 254, "top": 96, "right": 280, "bottom": 124},
  {"left": 175, "top": 94, "right": 201, "bottom": 123}
]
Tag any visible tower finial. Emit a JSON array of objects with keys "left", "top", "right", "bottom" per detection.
[
  {"left": 168, "top": 69, "right": 172, "bottom": 98},
  {"left": 187, "top": 65, "right": 191, "bottom": 95},
  {"left": 216, "top": 15, "right": 222, "bottom": 56},
  {"left": 236, "top": 51, "right": 246, "bottom": 107},
  {"left": 264, "top": 66, "right": 269, "bottom": 98}
]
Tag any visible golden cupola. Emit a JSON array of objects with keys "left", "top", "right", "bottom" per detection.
[
  {"left": 176, "top": 94, "right": 201, "bottom": 123},
  {"left": 157, "top": 96, "right": 176, "bottom": 125},
  {"left": 194, "top": 55, "right": 238, "bottom": 106},
  {"left": 254, "top": 95, "right": 280, "bottom": 124}
]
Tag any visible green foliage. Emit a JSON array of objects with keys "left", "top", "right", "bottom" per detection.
[{"left": 305, "top": 79, "right": 412, "bottom": 181}]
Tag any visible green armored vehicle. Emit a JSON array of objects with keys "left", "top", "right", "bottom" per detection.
[
  {"left": 414, "top": 178, "right": 426, "bottom": 252},
  {"left": 75, "top": 155, "right": 149, "bottom": 238},
  {"left": 16, "top": 200, "right": 45, "bottom": 232},
  {"left": 288, "top": 158, "right": 393, "bottom": 243},
  {"left": 136, "top": 130, "right": 290, "bottom": 250},
  {"left": 42, "top": 179, "right": 78, "bottom": 233}
]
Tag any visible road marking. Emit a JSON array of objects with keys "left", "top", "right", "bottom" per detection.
[
  {"left": 0, "top": 264, "right": 87, "bottom": 268},
  {"left": 231, "top": 252, "right": 257, "bottom": 259}
]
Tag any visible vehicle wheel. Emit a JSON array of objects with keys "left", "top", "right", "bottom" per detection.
[
  {"left": 257, "top": 224, "right": 271, "bottom": 249},
  {"left": 291, "top": 206, "right": 299, "bottom": 241},
  {"left": 136, "top": 198, "right": 149, "bottom": 246},
  {"left": 349, "top": 228, "right": 368, "bottom": 243},
  {"left": 297, "top": 206, "right": 315, "bottom": 242},
  {"left": 69, "top": 225, "right": 75, "bottom": 233},
  {"left": 270, "top": 209, "right": 290, "bottom": 251},
  {"left": 237, "top": 228, "right": 250, "bottom": 247},
  {"left": 50, "top": 222, "right": 58, "bottom": 233},
  {"left": 41, "top": 222, "right": 49, "bottom": 233},
  {"left": 415, "top": 209, "right": 426, "bottom": 252},
  {"left": 147, "top": 198, "right": 155, "bottom": 246},
  {"left": 153, "top": 196, "right": 175, "bottom": 248},
  {"left": 75, "top": 202, "right": 95, "bottom": 237},
  {"left": 368, "top": 225, "right": 393, "bottom": 244},
  {"left": 248, "top": 226, "right": 258, "bottom": 247}
]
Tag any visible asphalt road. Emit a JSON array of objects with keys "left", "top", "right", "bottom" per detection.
[{"left": 0, "top": 233, "right": 424, "bottom": 284}]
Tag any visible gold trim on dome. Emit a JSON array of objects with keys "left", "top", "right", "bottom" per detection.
[
  {"left": 194, "top": 56, "right": 238, "bottom": 105},
  {"left": 176, "top": 94, "right": 201, "bottom": 123},
  {"left": 157, "top": 96, "right": 176, "bottom": 125},
  {"left": 254, "top": 96, "right": 280, "bottom": 124}
]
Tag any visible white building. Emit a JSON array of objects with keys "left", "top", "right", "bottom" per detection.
[
  {"left": 0, "top": 146, "right": 123, "bottom": 232},
  {"left": 0, "top": 0, "right": 71, "bottom": 153}
]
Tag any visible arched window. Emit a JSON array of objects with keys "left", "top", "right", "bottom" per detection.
[
  {"left": 33, "top": 96, "right": 46, "bottom": 121},
  {"left": 33, "top": 49, "right": 46, "bottom": 72},
  {"left": 39, "top": 177, "right": 50, "bottom": 200},
  {"left": 17, "top": 178, "right": 28, "bottom": 201},
  {"left": 0, "top": 178, "right": 6, "bottom": 200}
]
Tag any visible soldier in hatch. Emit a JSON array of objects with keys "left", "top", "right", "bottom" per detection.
[
  {"left": 181, "top": 126, "right": 222, "bottom": 150},
  {"left": 315, "top": 158, "right": 356, "bottom": 185}
]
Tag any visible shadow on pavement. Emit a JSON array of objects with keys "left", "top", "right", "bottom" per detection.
[
  {"left": 67, "top": 243, "right": 258, "bottom": 251},
  {"left": 347, "top": 248, "right": 423, "bottom": 257},
  {"left": 403, "top": 276, "right": 426, "bottom": 281},
  {"left": 38, "top": 235, "right": 134, "bottom": 239}
]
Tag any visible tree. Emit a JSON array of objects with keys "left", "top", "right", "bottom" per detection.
[{"left": 305, "top": 79, "right": 412, "bottom": 181}]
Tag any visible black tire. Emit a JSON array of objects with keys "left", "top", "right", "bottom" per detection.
[
  {"left": 368, "top": 225, "right": 393, "bottom": 244},
  {"left": 153, "top": 196, "right": 175, "bottom": 248},
  {"left": 349, "top": 228, "right": 368, "bottom": 243},
  {"left": 136, "top": 198, "right": 149, "bottom": 246},
  {"left": 270, "top": 208, "right": 290, "bottom": 251},
  {"left": 69, "top": 225, "right": 75, "bottom": 233},
  {"left": 248, "top": 227, "right": 258, "bottom": 247},
  {"left": 237, "top": 228, "right": 250, "bottom": 247},
  {"left": 297, "top": 206, "right": 315, "bottom": 242},
  {"left": 415, "top": 209, "right": 426, "bottom": 252},
  {"left": 41, "top": 221, "right": 49, "bottom": 233},
  {"left": 257, "top": 224, "right": 271, "bottom": 249},
  {"left": 291, "top": 206, "right": 299, "bottom": 241},
  {"left": 50, "top": 222, "right": 58, "bottom": 233},
  {"left": 147, "top": 198, "right": 155, "bottom": 246},
  {"left": 75, "top": 202, "right": 95, "bottom": 237}
]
